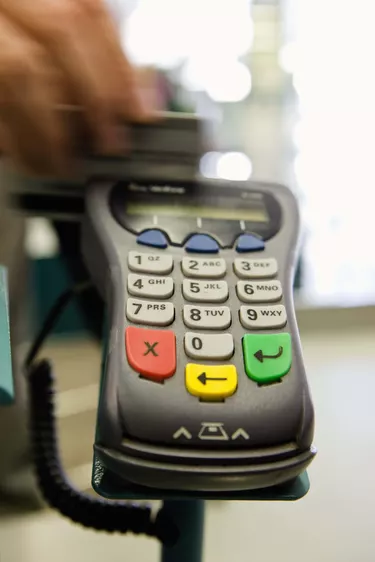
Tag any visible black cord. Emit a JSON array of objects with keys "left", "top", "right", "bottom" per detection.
[
  {"left": 27, "top": 359, "right": 177, "bottom": 544},
  {"left": 52, "top": 220, "right": 104, "bottom": 341},
  {"left": 25, "top": 282, "right": 179, "bottom": 546},
  {"left": 24, "top": 281, "right": 92, "bottom": 370}
]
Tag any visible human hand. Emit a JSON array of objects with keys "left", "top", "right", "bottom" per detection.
[{"left": 0, "top": 0, "right": 154, "bottom": 175}]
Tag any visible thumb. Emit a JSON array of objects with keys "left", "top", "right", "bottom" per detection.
[{"left": 129, "top": 67, "right": 166, "bottom": 119}]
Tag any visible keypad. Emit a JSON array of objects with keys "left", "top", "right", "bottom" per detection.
[
  {"left": 242, "top": 333, "right": 291, "bottom": 384},
  {"left": 126, "top": 298, "right": 175, "bottom": 326},
  {"left": 124, "top": 246, "right": 291, "bottom": 397},
  {"left": 184, "top": 332, "right": 234, "bottom": 360},
  {"left": 128, "top": 251, "right": 173, "bottom": 274},
  {"left": 182, "top": 257, "right": 226, "bottom": 278},
  {"left": 234, "top": 258, "right": 278, "bottom": 279},
  {"left": 182, "top": 279, "right": 228, "bottom": 303},
  {"left": 185, "top": 364, "right": 238, "bottom": 401},
  {"left": 239, "top": 305, "right": 287, "bottom": 329},
  {"left": 237, "top": 280, "right": 282, "bottom": 303},
  {"left": 183, "top": 305, "right": 231, "bottom": 330},
  {"left": 126, "top": 326, "right": 176, "bottom": 381},
  {"left": 128, "top": 274, "right": 174, "bottom": 299}
]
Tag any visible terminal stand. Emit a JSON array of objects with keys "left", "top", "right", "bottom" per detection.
[{"left": 92, "top": 456, "right": 310, "bottom": 562}]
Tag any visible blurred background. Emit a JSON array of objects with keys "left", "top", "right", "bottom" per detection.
[
  {"left": 121, "top": 0, "right": 375, "bottom": 308},
  {"left": 27, "top": 0, "right": 375, "bottom": 310},
  {"left": 2, "top": 1, "right": 375, "bottom": 561}
]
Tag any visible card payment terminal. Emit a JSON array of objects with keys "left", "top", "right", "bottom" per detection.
[{"left": 82, "top": 176, "right": 316, "bottom": 492}]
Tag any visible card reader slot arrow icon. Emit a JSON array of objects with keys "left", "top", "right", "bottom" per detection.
[
  {"left": 173, "top": 427, "right": 192, "bottom": 440},
  {"left": 254, "top": 346, "right": 283, "bottom": 363},
  {"left": 231, "top": 428, "right": 250, "bottom": 440}
]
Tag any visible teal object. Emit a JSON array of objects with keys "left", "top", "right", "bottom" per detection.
[
  {"left": 31, "top": 257, "right": 88, "bottom": 335},
  {"left": 0, "top": 265, "right": 13, "bottom": 405},
  {"left": 162, "top": 501, "right": 204, "bottom": 562}
]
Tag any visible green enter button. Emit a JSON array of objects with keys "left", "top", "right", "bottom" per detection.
[{"left": 243, "top": 333, "right": 292, "bottom": 383}]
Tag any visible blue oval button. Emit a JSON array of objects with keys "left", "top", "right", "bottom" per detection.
[
  {"left": 185, "top": 234, "right": 220, "bottom": 253},
  {"left": 236, "top": 234, "right": 265, "bottom": 253},
  {"left": 137, "top": 229, "right": 168, "bottom": 249}
]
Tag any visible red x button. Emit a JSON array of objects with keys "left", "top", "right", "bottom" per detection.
[{"left": 125, "top": 326, "right": 176, "bottom": 382}]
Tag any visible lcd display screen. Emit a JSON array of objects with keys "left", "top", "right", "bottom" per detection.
[{"left": 126, "top": 202, "right": 269, "bottom": 222}]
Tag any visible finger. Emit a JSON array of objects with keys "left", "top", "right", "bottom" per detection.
[
  {"left": 134, "top": 67, "right": 166, "bottom": 114},
  {"left": 0, "top": 0, "right": 153, "bottom": 154},
  {"left": 1, "top": 0, "right": 144, "bottom": 114},
  {"left": 0, "top": 14, "right": 72, "bottom": 175},
  {"left": 0, "top": 121, "right": 6, "bottom": 156}
]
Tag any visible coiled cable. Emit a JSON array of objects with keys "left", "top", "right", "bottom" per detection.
[{"left": 25, "top": 283, "right": 179, "bottom": 546}]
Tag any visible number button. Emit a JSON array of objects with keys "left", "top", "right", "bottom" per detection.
[
  {"left": 181, "top": 257, "right": 226, "bottom": 279},
  {"left": 234, "top": 258, "right": 278, "bottom": 279},
  {"left": 239, "top": 305, "right": 287, "bottom": 329},
  {"left": 128, "top": 274, "right": 174, "bottom": 299},
  {"left": 182, "top": 280, "right": 228, "bottom": 303},
  {"left": 184, "top": 332, "right": 234, "bottom": 360},
  {"left": 126, "top": 298, "right": 174, "bottom": 326},
  {"left": 128, "top": 251, "right": 173, "bottom": 274},
  {"left": 237, "top": 280, "right": 282, "bottom": 303},
  {"left": 183, "top": 305, "right": 231, "bottom": 330}
]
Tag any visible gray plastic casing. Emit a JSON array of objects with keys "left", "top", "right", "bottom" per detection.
[{"left": 82, "top": 179, "right": 316, "bottom": 493}]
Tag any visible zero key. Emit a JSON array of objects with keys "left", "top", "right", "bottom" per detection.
[{"left": 125, "top": 326, "right": 176, "bottom": 381}]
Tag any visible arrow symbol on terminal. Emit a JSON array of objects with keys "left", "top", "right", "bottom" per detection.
[
  {"left": 173, "top": 427, "right": 192, "bottom": 440},
  {"left": 254, "top": 346, "right": 283, "bottom": 363},
  {"left": 231, "top": 428, "right": 250, "bottom": 441},
  {"left": 197, "top": 372, "right": 228, "bottom": 385}
]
